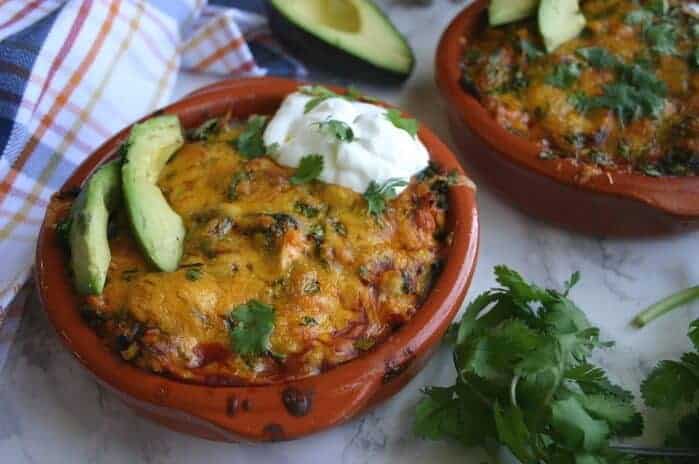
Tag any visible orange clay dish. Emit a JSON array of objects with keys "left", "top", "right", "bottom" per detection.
[
  {"left": 436, "top": 0, "right": 699, "bottom": 235},
  {"left": 36, "top": 78, "right": 479, "bottom": 441}
]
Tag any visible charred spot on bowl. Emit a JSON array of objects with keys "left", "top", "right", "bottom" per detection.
[
  {"left": 281, "top": 387, "right": 313, "bottom": 417},
  {"left": 262, "top": 423, "right": 285, "bottom": 441},
  {"left": 242, "top": 399, "right": 252, "bottom": 411},
  {"left": 382, "top": 351, "right": 415, "bottom": 384},
  {"left": 226, "top": 396, "right": 239, "bottom": 416}
]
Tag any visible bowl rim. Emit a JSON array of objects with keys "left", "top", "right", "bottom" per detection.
[
  {"left": 35, "top": 76, "right": 479, "bottom": 441},
  {"left": 435, "top": 0, "right": 699, "bottom": 218}
]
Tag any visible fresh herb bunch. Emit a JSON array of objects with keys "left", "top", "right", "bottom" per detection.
[
  {"left": 415, "top": 266, "right": 643, "bottom": 464},
  {"left": 641, "top": 319, "right": 699, "bottom": 449}
]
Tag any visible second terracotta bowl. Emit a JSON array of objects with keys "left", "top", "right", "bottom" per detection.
[
  {"left": 436, "top": 0, "right": 699, "bottom": 236},
  {"left": 35, "top": 77, "right": 479, "bottom": 442}
]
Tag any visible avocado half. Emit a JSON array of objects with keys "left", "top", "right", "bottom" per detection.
[
  {"left": 267, "top": 0, "right": 415, "bottom": 84},
  {"left": 122, "top": 115, "right": 185, "bottom": 272},
  {"left": 69, "top": 160, "right": 122, "bottom": 295}
]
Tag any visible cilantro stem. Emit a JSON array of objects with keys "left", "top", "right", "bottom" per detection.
[{"left": 633, "top": 286, "right": 699, "bottom": 328}]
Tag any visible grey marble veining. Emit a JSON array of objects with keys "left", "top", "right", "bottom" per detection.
[{"left": 2, "top": 0, "right": 699, "bottom": 462}]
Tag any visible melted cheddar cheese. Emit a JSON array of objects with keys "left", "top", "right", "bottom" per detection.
[{"left": 82, "top": 124, "right": 451, "bottom": 385}]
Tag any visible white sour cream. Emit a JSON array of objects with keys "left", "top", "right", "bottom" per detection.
[{"left": 262, "top": 91, "right": 429, "bottom": 194}]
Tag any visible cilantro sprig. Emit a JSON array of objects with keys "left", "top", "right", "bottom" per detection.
[
  {"left": 546, "top": 62, "right": 582, "bottom": 89},
  {"left": 363, "top": 178, "right": 408, "bottom": 217},
  {"left": 385, "top": 109, "right": 418, "bottom": 138},
  {"left": 290, "top": 154, "right": 324, "bottom": 185},
  {"left": 227, "top": 299, "right": 276, "bottom": 357},
  {"left": 415, "top": 267, "right": 642, "bottom": 463},
  {"left": 188, "top": 118, "right": 219, "bottom": 141},
  {"left": 315, "top": 119, "right": 355, "bottom": 142},
  {"left": 641, "top": 319, "right": 699, "bottom": 448},
  {"left": 235, "top": 115, "right": 269, "bottom": 159},
  {"left": 300, "top": 85, "right": 376, "bottom": 114}
]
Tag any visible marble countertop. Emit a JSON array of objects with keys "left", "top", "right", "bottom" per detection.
[{"left": 2, "top": 1, "right": 698, "bottom": 462}]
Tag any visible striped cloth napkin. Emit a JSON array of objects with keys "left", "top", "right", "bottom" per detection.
[{"left": 0, "top": 0, "right": 306, "bottom": 366}]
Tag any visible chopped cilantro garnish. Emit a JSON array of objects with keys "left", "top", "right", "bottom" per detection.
[
  {"left": 576, "top": 47, "right": 619, "bottom": 69},
  {"left": 385, "top": 109, "right": 418, "bottom": 138},
  {"left": 645, "top": 22, "right": 677, "bottom": 55},
  {"left": 300, "top": 85, "right": 342, "bottom": 113},
  {"left": 235, "top": 115, "right": 268, "bottom": 159},
  {"left": 228, "top": 300, "right": 276, "bottom": 357},
  {"left": 294, "top": 201, "right": 320, "bottom": 218},
  {"left": 301, "top": 316, "right": 318, "bottom": 326},
  {"left": 414, "top": 266, "right": 642, "bottom": 463},
  {"left": 315, "top": 119, "right": 355, "bottom": 142},
  {"left": 363, "top": 178, "right": 408, "bottom": 217},
  {"left": 290, "top": 154, "right": 324, "bottom": 185},
  {"left": 185, "top": 268, "right": 202, "bottom": 281},
  {"left": 55, "top": 216, "right": 72, "bottom": 249},
  {"left": 520, "top": 39, "right": 544, "bottom": 60},
  {"left": 645, "top": 0, "right": 669, "bottom": 16},
  {"left": 545, "top": 62, "right": 581, "bottom": 89},
  {"left": 188, "top": 118, "right": 219, "bottom": 141},
  {"left": 228, "top": 170, "right": 250, "bottom": 201},
  {"left": 625, "top": 9, "right": 654, "bottom": 27}
]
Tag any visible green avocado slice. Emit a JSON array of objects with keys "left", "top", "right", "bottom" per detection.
[
  {"left": 267, "top": 0, "right": 414, "bottom": 83},
  {"left": 489, "top": 0, "right": 538, "bottom": 26},
  {"left": 69, "top": 160, "right": 122, "bottom": 295},
  {"left": 122, "top": 115, "right": 185, "bottom": 272},
  {"left": 539, "top": 0, "right": 586, "bottom": 52}
]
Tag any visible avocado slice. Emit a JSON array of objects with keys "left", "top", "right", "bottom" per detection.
[
  {"left": 122, "top": 115, "right": 185, "bottom": 272},
  {"left": 489, "top": 0, "right": 538, "bottom": 26},
  {"left": 69, "top": 161, "right": 122, "bottom": 295},
  {"left": 539, "top": 0, "right": 586, "bottom": 52},
  {"left": 267, "top": 0, "right": 414, "bottom": 84}
]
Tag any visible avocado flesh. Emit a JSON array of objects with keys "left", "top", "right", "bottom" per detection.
[
  {"left": 489, "top": 0, "right": 538, "bottom": 26},
  {"left": 69, "top": 161, "right": 122, "bottom": 295},
  {"left": 268, "top": 0, "right": 414, "bottom": 80},
  {"left": 539, "top": 0, "right": 586, "bottom": 52},
  {"left": 122, "top": 115, "right": 185, "bottom": 272}
]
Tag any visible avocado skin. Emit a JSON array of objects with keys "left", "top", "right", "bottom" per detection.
[
  {"left": 122, "top": 115, "right": 185, "bottom": 273},
  {"left": 266, "top": 1, "right": 414, "bottom": 85},
  {"left": 69, "top": 160, "right": 122, "bottom": 295}
]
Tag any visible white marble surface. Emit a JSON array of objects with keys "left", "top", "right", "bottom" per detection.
[{"left": 2, "top": 1, "right": 699, "bottom": 462}]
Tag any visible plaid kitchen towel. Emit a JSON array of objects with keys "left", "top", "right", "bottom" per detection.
[{"left": 0, "top": 0, "right": 306, "bottom": 367}]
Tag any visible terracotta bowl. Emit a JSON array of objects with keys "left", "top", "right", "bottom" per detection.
[
  {"left": 436, "top": 0, "right": 699, "bottom": 236},
  {"left": 35, "top": 77, "right": 479, "bottom": 442}
]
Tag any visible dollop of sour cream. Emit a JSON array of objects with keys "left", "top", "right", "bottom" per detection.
[{"left": 262, "top": 91, "right": 429, "bottom": 194}]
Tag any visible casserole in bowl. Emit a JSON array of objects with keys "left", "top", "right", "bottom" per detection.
[
  {"left": 436, "top": 0, "right": 699, "bottom": 236},
  {"left": 35, "top": 77, "right": 479, "bottom": 441}
]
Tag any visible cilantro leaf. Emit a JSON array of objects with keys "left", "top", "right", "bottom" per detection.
[
  {"left": 520, "top": 39, "right": 544, "bottom": 60},
  {"left": 546, "top": 62, "right": 582, "bottom": 89},
  {"left": 550, "top": 396, "right": 611, "bottom": 452},
  {"left": 235, "top": 115, "right": 268, "bottom": 159},
  {"left": 385, "top": 109, "right": 418, "bottom": 137},
  {"left": 300, "top": 85, "right": 343, "bottom": 113},
  {"left": 188, "top": 118, "right": 219, "bottom": 141},
  {"left": 642, "top": 358, "right": 699, "bottom": 408},
  {"left": 645, "top": 0, "right": 669, "bottom": 16},
  {"left": 625, "top": 9, "right": 654, "bottom": 28},
  {"left": 363, "top": 178, "right": 408, "bottom": 216},
  {"left": 228, "top": 170, "right": 251, "bottom": 201},
  {"left": 228, "top": 299, "right": 275, "bottom": 357},
  {"left": 290, "top": 154, "right": 324, "bottom": 185},
  {"left": 645, "top": 22, "right": 677, "bottom": 55},
  {"left": 315, "top": 119, "right": 355, "bottom": 142},
  {"left": 577, "top": 48, "right": 620, "bottom": 69}
]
